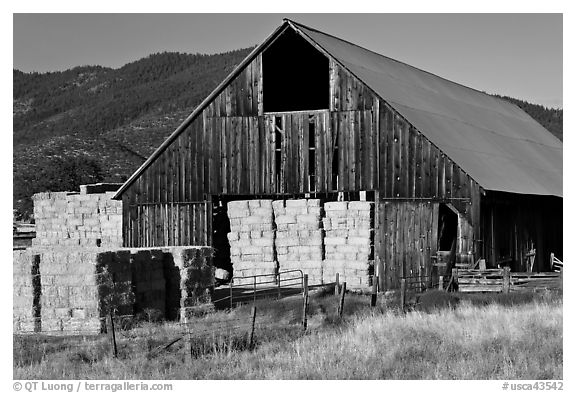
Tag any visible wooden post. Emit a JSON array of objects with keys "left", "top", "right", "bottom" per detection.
[
  {"left": 338, "top": 282, "right": 347, "bottom": 318},
  {"left": 334, "top": 273, "right": 340, "bottom": 296},
  {"left": 253, "top": 276, "right": 257, "bottom": 304},
  {"left": 302, "top": 274, "right": 309, "bottom": 329},
  {"left": 502, "top": 267, "right": 511, "bottom": 294},
  {"left": 371, "top": 275, "right": 378, "bottom": 307},
  {"left": 183, "top": 317, "right": 192, "bottom": 365},
  {"left": 451, "top": 268, "right": 458, "bottom": 292},
  {"left": 277, "top": 272, "right": 281, "bottom": 300},
  {"left": 400, "top": 279, "right": 407, "bottom": 313},
  {"left": 439, "top": 275, "right": 444, "bottom": 291},
  {"left": 108, "top": 311, "right": 118, "bottom": 358},
  {"left": 302, "top": 293, "right": 309, "bottom": 331},
  {"left": 249, "top": 306, "right": 257, "bottom": 349},
  {"left": 229, "top": 280, "right": 233, "bottom": 309}
]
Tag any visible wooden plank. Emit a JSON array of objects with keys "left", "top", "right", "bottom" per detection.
[
  {"left": 245, "top": 60, "right": 253, "bottom": 115},
  {"left": 400, "top": 119, "right": 409, "bottom": 197},
  {"left": 328, "top": 111, "right": 337, "bottom": 191},
  {"left": 257, "top": 54, "right": 263, "bottom": 115},
  {"left": 407, "top": 127, "right": 414, "bottom": 198},
  {"left": 438, "top": 153, "right": 446, "bottom": 199},
  {"left": 420, "top": 137, "right": 429, "bottom": 198},
  {"left": 430, "top": 144, "right": 439, "bottom": 198},
  {"left": 329, "top": 60, "right": 335, "bottom": 111},
  {"left": 251, "top": 56, "right": 258, "bottom": 116},
  {"left": 339, "top": 112, "right": 347, "bottom": 190},
  {"left": 392, "top": 114, "right": 402, "bottom": 197},
  {"left": 356, "top": 110, "right": 363, "bottom": 189},
  {"left": 282, "top": 114, "right": 290, "bottom": 193},
  {"left": 349, "top": 75, "right": 358, "bottom": 110},
  {"left": 458, "top": 286, "right": 502, "bottom": 293},
  {"left": 203, "top": 117, "right": 211, "bottom": 196},
  {"left": 445, "top": 158, "right": 453, "bottom": 200},
  {"left": 212, "top": 117, "right": 221, "bottom": 194},
  {"left": 314, "top": 113, "right": 323, "bottom": 192},
  {"left": 366, "top": 109, "right": 375, "bottom": 190},
  {"left": 349, "top": 111, "right": 357, "bottom": 191},
  {"left": 228, "top": 117, "right": 236, "bottom": 194},
  {"left": 414, "top": 203, "right": 423, "bottom": 282},
  {"left": 378, "top": 101, "right": 387, "bottom": 195},
  {"left": 241, "top": 117, "right": 249, "bottom": 193},
  {"left": 406, "top": 203, "right": 415, "bottom": 276},
  {"left": 422, "top": 201, "right": 431, "bottom": 284},
  {"left": 220, "top": 117, "right": 227, "bottom": 194},
  {"left": 295, "top": 114, "right": 303, "bottom": 193},
  {"left": 247, "top": 116, "right": 254, "bottom": 194},
  {"left": 301, "top": 113, "right": 308, "bottom": 192},
  {"left": 333, "top": 61, "right": 341, "bottom": 111}
]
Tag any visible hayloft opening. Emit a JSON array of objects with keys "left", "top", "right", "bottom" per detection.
[{"left": 263, "top": 28, "right": 329, "bottom": 112}]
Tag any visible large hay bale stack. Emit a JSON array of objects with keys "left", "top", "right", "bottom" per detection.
[
  {"left": 273, "top": 199, "right": 324, "bottom": 285},
  {"left": 31, "top": 189, "right": 122, "bottom": 249},
  {"left": 227, "top": 200, "right": 276, "bottom": 285},
  {"left": 170, "top": 247, "right": 215, "bottom": 321},
  {"left": 39, "top": 250, "right": 133, "bottom": 334},
  {"left": 323, "top": 201, "right": 374, "bottom": 288},
  {"left": 13, "top": 250, "right": 41, "bottom": 333}
]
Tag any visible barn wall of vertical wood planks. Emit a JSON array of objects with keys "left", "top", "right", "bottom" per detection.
[{"left": 117, "top": 24, "right": 559, "bottom": 290}]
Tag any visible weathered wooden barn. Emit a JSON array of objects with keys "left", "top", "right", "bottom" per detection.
[{"left": 113, "top": 20, "right": 562, "bottom": 290}]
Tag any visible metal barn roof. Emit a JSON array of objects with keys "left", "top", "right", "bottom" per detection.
[{"left": 292, "top": 21, "right": 562, "bottom": 197}]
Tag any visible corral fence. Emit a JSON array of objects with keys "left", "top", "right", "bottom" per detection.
[
  {"left": 212, "top": 269, "right": 306, "bottom": 309},
  {"left": 453, "top": 268, "right": 563, "bottom": 293},
  {"left": 397, "top": 266, "right": 563, "bottom": 310}
]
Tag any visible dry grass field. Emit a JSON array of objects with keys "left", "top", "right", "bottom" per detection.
[{"left": 13, "top": 289, "right": 562, "bottom": 380}]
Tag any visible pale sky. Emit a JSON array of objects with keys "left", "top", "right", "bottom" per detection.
[{"left": 13, "top": 13, "right": 563, "bottom": 108}]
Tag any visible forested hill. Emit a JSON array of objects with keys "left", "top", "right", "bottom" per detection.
[
  {"left": 13, "top": 50, "right": 562, "bottom": 220},
  {"left": 13, "top": 48, "right": 254, "bottom": 219}
]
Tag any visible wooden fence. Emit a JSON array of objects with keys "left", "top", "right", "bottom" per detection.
[{"left": 454, "top": 268, "right": 562, "bottom": 293}]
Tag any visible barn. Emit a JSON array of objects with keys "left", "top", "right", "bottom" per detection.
[{"left": 113, "top": 19, "right": 562, "bottom": 291}]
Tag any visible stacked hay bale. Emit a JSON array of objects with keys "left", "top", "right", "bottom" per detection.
[
  {"left": 170, "top": 247, "right": 215, "bottom": 321},
  {"left": 13, "top": 250, "right": 41, "bottom": 333},
  {"left": 323, "top": 201, "right": 374, "bottom": 288},
  {"left": 32, "top": 192, "right": 69, "bottom": 247},
  {"left": 273, "top": 199, "right": 324, "bottom": 285},
  {"left": 31, "top": 189, "right": 122, "bottom": 249},
  {"left": 227, "top": 200, "right": 276, "bottom": 285},
  {"left": 39, "top": 250, "right": 133, "bottom": 334},
  {"left": 131, "top": 249, "right": 166, "bottom": 318}
]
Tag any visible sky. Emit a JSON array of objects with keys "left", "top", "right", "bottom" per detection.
[{"left": 13, "top": 13, "right": 563, "bottom": 108}]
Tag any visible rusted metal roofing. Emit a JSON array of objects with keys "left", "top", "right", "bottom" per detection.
[
  {"left": 291, "top": 21, "right": 562, "bottom": 197},
  {"left": 114, "top": 19, "right": 562, "bottom": 199}
]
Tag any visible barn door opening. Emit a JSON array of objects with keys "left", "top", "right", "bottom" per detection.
[
  {"left": 436, "top": 203, "right": 458, "bottom": 274},
  {"left": 211, "top": 198, "right": 232, "bottom": 284},
  {"left": 438, "top": 204, "right": 458, "bottom": 251}
]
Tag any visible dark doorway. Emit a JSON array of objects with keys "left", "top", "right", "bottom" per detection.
[
  {"left": 438, "top": 204, "right": 458, "bottom": 251},
  {"left": 211, "top": 198, "right": 232, "bottom": 284}
]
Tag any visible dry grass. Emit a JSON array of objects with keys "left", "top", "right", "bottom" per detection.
[{"left": 14, "top": 289, "right": 562, "bottom": 380}]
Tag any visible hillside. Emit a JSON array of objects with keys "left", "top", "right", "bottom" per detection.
[
  {"left": 13, "top": 49, "right": 253, "bottom": 219},
  {"left": 13, "top": 50, "right": 563, "bottom": 220}
]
